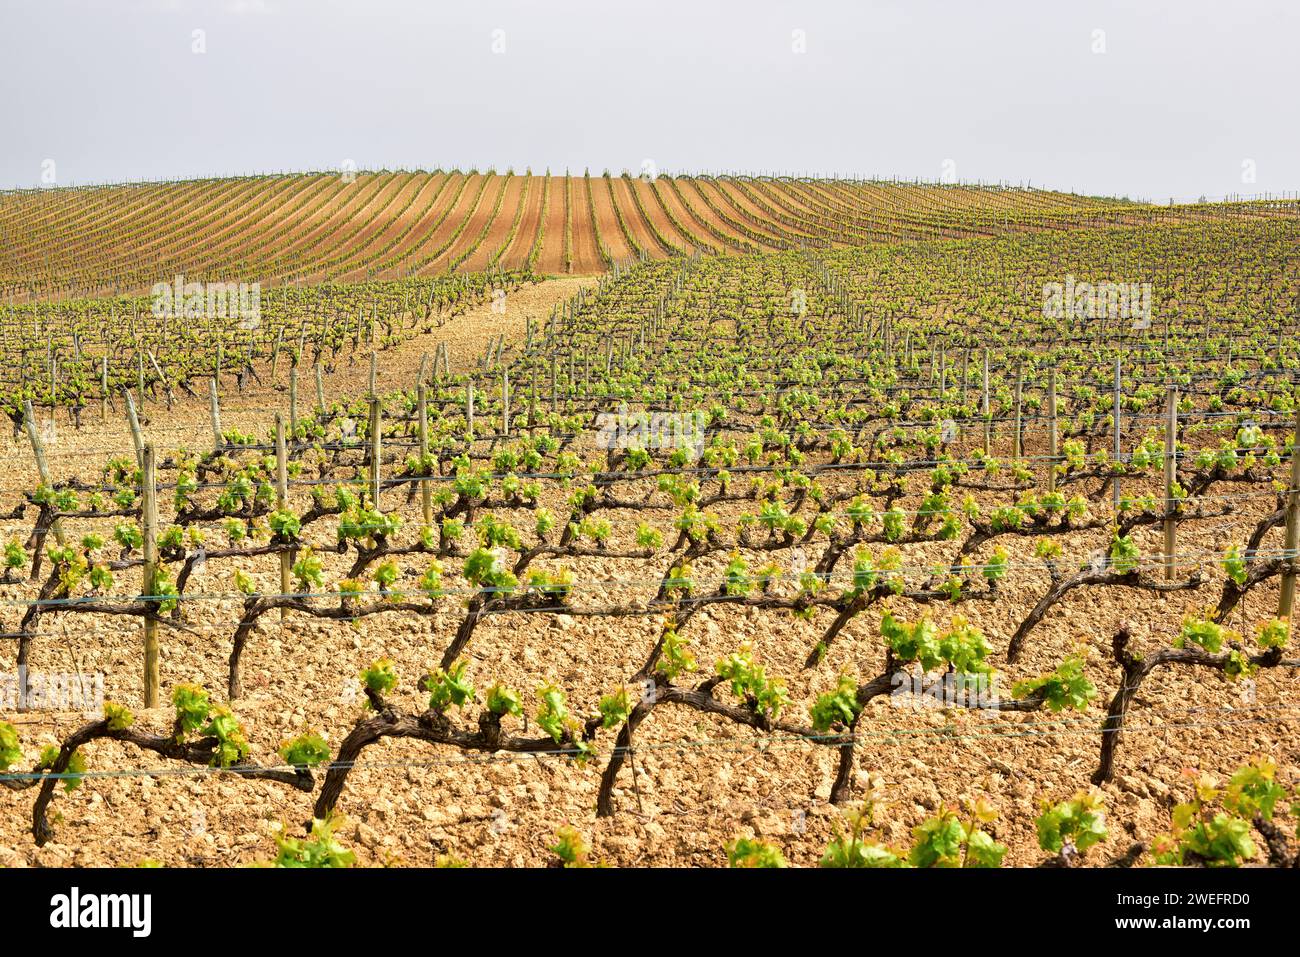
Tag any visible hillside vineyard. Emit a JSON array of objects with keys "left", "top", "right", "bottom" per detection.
[{"left": 1, "top": 173, "right": 1298, "bottom": 868}]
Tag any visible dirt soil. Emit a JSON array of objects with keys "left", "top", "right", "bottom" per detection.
[{"left": 0, "top": 314, "right": 1296, "bottom": 868}]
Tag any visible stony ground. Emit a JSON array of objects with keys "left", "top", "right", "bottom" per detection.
[{"left": 1, "top": 278, "right": 1296, "bottom": 868}]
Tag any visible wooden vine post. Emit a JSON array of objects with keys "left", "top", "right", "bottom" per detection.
[
  {"left": 1112, "top": 358, "right": 1123, "bottom": 512},
  {"left": 270, "top": 327, "right": 284, "bottom": 381},
  {"left": 417, "top": 385, "right": 433, "bottom": 528},
  {"left": 1046, "top": 366, "right": 1058, "bottom": 494},
  {"left": 501, "top": 368, "right": 511, "bottom": 436},
  {"left": 529, "top": 366, "right": 537, "bottom": 431},
  {"left": 23, "top": 400, "right": 66, "bottom": 546},
  {"left": 142, "top": 443, "right": 160, "bottom": 708},
  {"left": 550, "top": 355, "right": 558, "bottom": 414},
  {"left": 1279, "top": 404, "right": 1300, "bottom": 625},
  {"left": 125, "top": 390, "right": 145, "bottom": 466},
  {"left": 1163, "top": 386, "right": 1179, "bottom": 580},
  {"left": 148, "top": 351, "right": 173, "bottom": 410},
  {"left": 1012, "top": 360, "right": 1024, "bottom": 460},
  {"left": 208, "top": 377, "right": 223, "bottom": 452},
  {"left": 368, "top": 397, "right": 383, "bottom": 509},
  {"left": 981, "top": 348, "right": 991, "bottom": 456},
  {"left": 289, "top": 365, "right": 299, "bottom": 436},
  {"left": 275, "top": 414, "right": 292, "bottom": 621}
]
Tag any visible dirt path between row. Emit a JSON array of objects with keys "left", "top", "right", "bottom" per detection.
[{"left": 0, "top": 275, "right": 597, "bottom": 489}]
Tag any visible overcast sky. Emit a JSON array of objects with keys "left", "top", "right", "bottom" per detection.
[{"left": 1, "top": 0, "right": 1296, "bottom": 200}]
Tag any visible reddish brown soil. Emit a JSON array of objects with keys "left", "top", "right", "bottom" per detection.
[
  {"left": 501, "top": 175, "right": 546, "bottom": 268},
  {"left": 0, "top": 174, "right": 1198, "bottom": 297},
  {"left": 567, "top": 177, "right": 605, "bottom": 273},
  {"left": 587, "top": 176, "right": 635, "bottom": 264},
  {"left": 433, "top": 175, "right": 504, "bottom": 272},
  {"left": 534, "top": 175, "right": 572, "bottom": 275},
  {"left": 460, "top": 174, "right": 527, "bottom": 273}
]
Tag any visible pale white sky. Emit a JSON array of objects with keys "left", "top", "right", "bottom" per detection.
[{"left": 1, "top": 0, "right": 1296, "bottom": 199}]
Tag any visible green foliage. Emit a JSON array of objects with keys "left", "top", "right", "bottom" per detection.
[
  {"left": 292, "top": 547, "right": 323, "bottom": 592},
  {"left": 534, "top": 682, "right": 595, "bottom": 763},
  {"left": 908, "top": 811, "right": 967, "bottom": 867},
  {"left": 1150, "top": 766, "right": 1272, "bottom": 867},
  {"left": 279, "top": 732, "right": 331, "bottom": 769},
  {"left": 1013, "top": 655, "right": 1096, "bottom": 711},
  {"left": 0, "top": 721, "right": 21, "bottom": 770},
  {"left": 151, "top": 567, "right": 180, "bottom": 612},
  {"left": 172, "top": 683, "right": 212, "bottom": 740},
  {"left": 655, "top": 628, "right": 696, "bottom": 681},
  {"left": 881, "top": 611, "right": 940, "bottom": 668},
  {"left": 664, "top": 560, "right": 693, "bottom": 597},
  {"left": 360, "top": 659, "right": 398, "bottom": 700},
  {"left": 849, "top": 550, "right": 877, "bottom": 594},
  {"left": 881, "top": 612, "right": 992, "bottom": 676},
  {"left": 1108, "top": 533, "right": 1140, "bottom": 574},
  {"left": 202, "top": 705, "right": 250, "bottom": 768},
  {"left": 3, "top": 539, "right": 25, "bottom": 570},
  {"left": 1175, "top": 617, "right": 1231, "bottom": 654},
  {"left": 337, "top": 577, "right": 366, "bottom": 600},
  {"left": 598, "top": 687, "right": 633, "bottom": 729},
  {"left": 272, "top": 815, "right": 355, "bottom": 868},
  {"left": 462, "top": 547, "right": 518, "bottom": 594},
  {"left": 727, "top": 837, "right": 787, "bottom": 868},
  {"left": 477, "top": 513, "right": 522, "bottom": 550},
  {"left": 417, "top": 560, "right": 445, "bottom": 599},
  {"left": 373, "top": 558, "right": 400, "bottom": 594},
  {"left": 485, "top": 683, "right": 523, "bottom": 717},
  {"left": 1222, "top": 758, "right": 1286, "bottom": 822},
  {"left": 1034, "top": 537, "right": 1062, "bottom": 561},
  {"left": 104, "top": 702, "right": 134, "bottom": 731},
  {"left": 1036, "top": 791, "right": 1108, "bottom": 855},
  {"left": 534, "top": 508, "right": 557, "bottom": 539},
  {"left": 715, "top": 645, "right": 789, "bottom": 719},
  {"left": 536, "top": 683, "right": 571, "bottom": 743},
  {"left": 1222, "top": 545, "right": 1248, "bottom": 587},
  {"left": 424, "top": 659, "right": 475, "bottom": 711},
  {"left": 39, "top": 746, "right": 86, "bottom": 792},
  {"left": 982, "top": 545, "right": 1009, "bottom": 584},
  {"left": 89, "top": 563, "right": 113, "bottom": 591},
  {"left": 234, "top": 568, "right": 257, "bottom": 595},
  {"left": 1257, "top": 618, "right": 1289, "bottom": 649},
  {"left": 810, "top": 673, "right": 861, "bottom": 732},
  {"left": 820, "top": 799, "right": 905, "bottom": 868},
  {"left": 722, "top": 554, "right": 752, "bottom": 596},
  {"left": 550, "top": 825, "right": 595, "bottom": 867},
  {"left": 635, "top": 522, "right": 663, "bottom": 549},
  {"left": 881, "top": 507, "right": 906, "bottom": 542},
  {"left": 909, "top": 801, "right": 1006, "bottom": 868}
]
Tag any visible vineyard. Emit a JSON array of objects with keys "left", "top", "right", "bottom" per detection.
[
  {"left": 0, "top": 175, "right": 1299, "bottom": 868},
  {"left": 4, "top": 169, "right": 1268, "bottom": 299}
]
